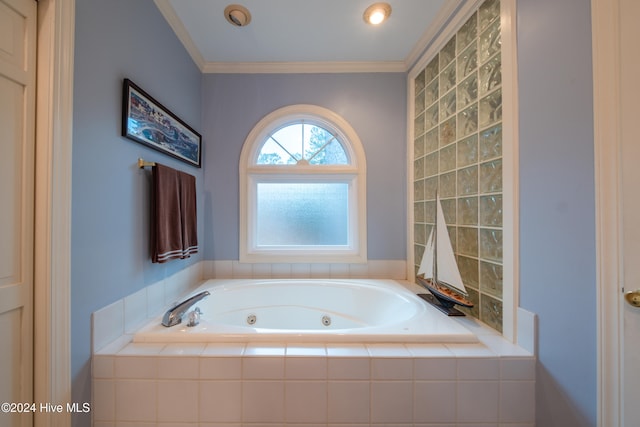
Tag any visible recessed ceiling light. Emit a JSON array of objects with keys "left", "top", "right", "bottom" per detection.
[
  {"left": 363, "top": 2, "right": 392, "bottom": 25},
  {"left": 224, "top": 4, "right": 251, "bottom": 27}
]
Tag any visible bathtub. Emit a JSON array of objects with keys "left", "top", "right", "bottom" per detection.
[{"left": 133, "top": 278, "right": 478, "bottom": 343}]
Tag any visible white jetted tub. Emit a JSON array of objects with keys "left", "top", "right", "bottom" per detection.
[{"left": 133, "top": 278, "right": 478, "bottom": 343}]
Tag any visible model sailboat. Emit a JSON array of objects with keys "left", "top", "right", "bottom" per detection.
[{"left": 416, "top": 193, "right": 474, "bottom": 316}]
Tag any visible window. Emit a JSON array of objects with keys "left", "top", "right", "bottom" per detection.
[{"left": 239, "top": 105, "right": 367, "bottom": 263}]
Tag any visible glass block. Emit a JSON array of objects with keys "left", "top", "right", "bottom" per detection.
[
  {"left": 458, "top": 227, "right": 478, "bottom": 257},
  {"left": 415, "top": 69, "right": 426, "bottom": 93},
  {"left": 479, "top": 228, "right": 502, "bottom": 262},
  {"left": 441, "top": 90, "right": 456, "bottom": 119},
  {"left": 426, "top": 54, "right": 440, "bottom": 83},
  {"left": 440, "top": 62, "right": 456, "bottom": 94},
  {"left": 479, "top": 159, "right": 502, "bottom": 193},
  {"left": 424, "top": 176, "right": 438, "bottom": 200},
  {"left": 457, "top": 43, "right": 478, "bottom": 79},
  {"left": 414, "top": 156, "right": 424, "bottom": 180},
  {"left": 425, "top": 152, "right": 439, "bottom": 177},
  {"left": 415, "top": 223, "right": 426, "bottom": 245},
  {"left": 457, "top": 134, "right": 478, "bottom": 168},
  {"left": 440, "top": 171, "right": 457, "bottom": 198},
  {"left": 457, "top": 12, "right": 477, "bottom": 51},
  {"left": 415, "top": 89, "right": 425, "bottom": 116},
  {"left": 415, "top": 112, "right": 425, "bottom": 136},
  {"left": 479, "top": 124, "right": 502, "bottom": 160},
  {"left": 480, "top": 261, "right": 503, "bottom": 298},
  {"left": 440, "top": 143, "right": 457, "bottom": 172},
  {"left": 425, "top": 200, "right": 436, "bottom": 224},
  {"left": 426, "top": 103, "right": 439, "bottom": 130},
  {"left": 441, "top": 198, "right": 456, "bottom": 224},
  {"left": 458, "top": 165, "right": 478, "bottom": 195},
  {"left": 479, "top": 19, "right": 501, "bottom": 63},
  {"left": 479, "top": 88, "right": 502, "bottom": 128},
  {"left": 480, "top": 293, "right": 503, "bottom": 332},
  {"left": 425, "top": 128, "right": 439, "bottom": 154},
  {"left": 461, "top": 287, "right": 480, "bottom": 319},
  {"left": 414, "top": 134, "right": 425, "bottom": 159},
  {"left": 480, "top": 195, "right": 502, "bottom": 226},
  {"left": 425, "top": 78, "right": 439, "bottom": 107},
  {"left": 414, "top": 179, "right": 425, "bottom": 201},
  {"left": 440, "top": 36, "right": 456, "bottom": 69},
  {"left": 414, "top": 201, "right": 425, "bottom": 223},
  {"left": 257, "top": 183, "right": 348, "bottom": 245},
  {"left": 440, "top": 116, "right": 456, "bottom": 147},
  {"left": 458, "top": 73, "right": 478, "bottom": 109},
  {"left": 479, "top": 0, "right": 500, "bottom": 32},
  {"left": 447, "top": 226, "right": 457, "bottom": 253},
  {"left": 458, "top": 196, "right": 478, "bottom": 225},
  {"left": 458, "top": 256, "right": 479, "bottom": 288},
  {"left": 480, "top": 53, "right": 502, "bottom": 95},
  {"left": 458, "top": 103, "right": 478, "bottom": 138}
]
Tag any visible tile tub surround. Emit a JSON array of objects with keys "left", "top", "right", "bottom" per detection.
[
  {"left": 92, "top": 262, "right": 535, "bottom": 425},
  {"left": 93, "top": 338, "right": 534, "bottom": 426}
]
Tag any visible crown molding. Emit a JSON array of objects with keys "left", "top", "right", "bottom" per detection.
[
  {"left": 154, "top": 0, "right": 206, "bottom": 71},
  {"left": 201, "top": 60, "right": 406, "bottom": 74},
  {"left": 408, "top": 0, "right": 484, "bottom": 77},
  {"left": 404, "top": 0, "right": 467, "bottom": 70}
]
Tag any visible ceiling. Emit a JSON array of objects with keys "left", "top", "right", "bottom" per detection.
[{"left": 154, "top": 0, "right": 453, "bottom": 73}]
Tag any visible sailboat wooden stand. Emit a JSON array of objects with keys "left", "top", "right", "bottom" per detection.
[{"left": 416, "top": 193, "right": 474, "bottom": 317}]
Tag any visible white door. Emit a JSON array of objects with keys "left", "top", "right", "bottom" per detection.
[
  {"left": 621, "top": 0, "right": 640, "bottom": 424},
  {"left": 0, "top": 0, "right": 36, "bottom": 426}
]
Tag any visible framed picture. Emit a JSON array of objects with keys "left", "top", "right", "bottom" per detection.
[{"left": 122, "top": 78, "right": 202, "bottom": 167}]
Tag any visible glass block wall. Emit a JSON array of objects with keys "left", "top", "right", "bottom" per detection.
[{"left": 413, "top": 0, "right": 503, "bottom": 331}]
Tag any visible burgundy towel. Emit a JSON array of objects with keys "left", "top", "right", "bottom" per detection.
[
  {"left": 152, "top": 163, "right": 198, "bottom": 263},
  {"left": 179, "top": 171, "right": 198, "bottom": 258}
]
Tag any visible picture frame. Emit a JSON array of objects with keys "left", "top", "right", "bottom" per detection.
[{"left": 122, "top": 78, "right": 202, "bottom": 167}]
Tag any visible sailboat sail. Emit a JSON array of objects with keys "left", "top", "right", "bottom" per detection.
[{"left": 418, "top": 194, "right": 467, "bottom": 295}]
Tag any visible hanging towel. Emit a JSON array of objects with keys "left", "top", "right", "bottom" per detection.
[
  {"left": 152, "top": 163, "right": 198, "bottom": 263},
  {"left": 178, "top": 171, "right": 198, "bottom": 258}
]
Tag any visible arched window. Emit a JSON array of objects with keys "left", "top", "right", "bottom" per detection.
[{"left": 239, "top": 105, "right": 367, "bottom": 263}]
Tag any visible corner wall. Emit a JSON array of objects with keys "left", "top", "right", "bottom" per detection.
[
  {"left": 517, "top": 0, "right": 597, "bottom": 425},
  {"left": 72, "top": 0, "right": 203, "bottom": 424}
]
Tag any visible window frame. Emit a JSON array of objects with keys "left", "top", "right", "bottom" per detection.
[{"left": 239, "top": 104, "right": 367, "bottom": 263}]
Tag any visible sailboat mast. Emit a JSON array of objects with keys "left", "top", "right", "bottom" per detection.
[{"left": 432, "top": 191, "right": 438, "bottom": 285}]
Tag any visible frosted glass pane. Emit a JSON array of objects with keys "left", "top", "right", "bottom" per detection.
[{"left": 256, "top": 183, "right": 348, "bottom": 246}]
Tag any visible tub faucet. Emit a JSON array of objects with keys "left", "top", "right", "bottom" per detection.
[{"left": 162, "top": 291, "right": 210, "bottom": 327}]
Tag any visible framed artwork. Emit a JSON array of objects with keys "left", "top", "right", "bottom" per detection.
[{"left": 122, "top": 78, "right": 201, "bottom": 167}]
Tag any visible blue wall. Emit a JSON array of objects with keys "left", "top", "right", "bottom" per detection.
[
  {"left": 72, "top": 0, "right": 203, "bottom": 425},
  {"left": 517, "top": 0, "right": 596, "bottom": 425},
  {"left": 201, "top": 73, "right": 407, "bottom": 261}
]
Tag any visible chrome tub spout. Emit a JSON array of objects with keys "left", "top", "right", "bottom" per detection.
[{"left": 162, "top": 290, "right": 210, "bottom": 327}]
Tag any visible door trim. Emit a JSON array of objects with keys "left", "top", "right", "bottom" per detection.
[
  {"left": 34, "top": 0, "right": 74, "bottom": 425},
  {"left": 592, "top": 0, "right": 623, "bottom": 425}
]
